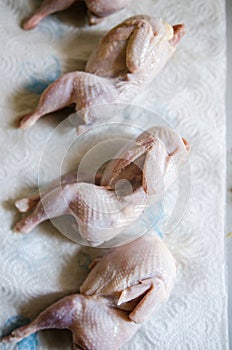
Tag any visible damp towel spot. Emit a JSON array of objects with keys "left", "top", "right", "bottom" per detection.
[{"left": 22, "top": 56, "right": 61, "bottom": 94}]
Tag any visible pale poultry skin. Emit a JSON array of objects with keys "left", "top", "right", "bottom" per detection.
[
  {"left": 23, "top": 0, "right": 132, "bottom": 29},
  {"left": 13, "top": 127, "right": 189, "bottom": 246},
  {"left": 18, "top": 16, "right": 185, "bottom": 129},
  {"left": 2, "top": 234, "right": 176, "bottom": 349}
]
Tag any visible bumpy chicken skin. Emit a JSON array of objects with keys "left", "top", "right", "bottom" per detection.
[
  {"left": 80, "top": 234, "right": 176, "bottom": 323},
  {"left": 19, "top": 16, "right": 184, "bottom": 129},
  {"left": 2, "top": 234, "right": 176, "bottom": 349},
  {"left": 101, "top": 126, "right": 190, "bottom": 193},
  {"left": 2, "top": 295, "right": 140, "bottom": 350},
  {"left": 23, "top": 0, "right": 132, "bottom": 29},
  {"left": 13, "top": 127, "right": 189, "bottom": 246}
]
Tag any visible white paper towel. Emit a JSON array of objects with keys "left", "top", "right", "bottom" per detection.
[{"left": 0, "top": 0, "right": 228, "bottom": 349}]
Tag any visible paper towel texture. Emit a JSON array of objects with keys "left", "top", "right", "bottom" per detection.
[{"left": 0, "top": 0, "right": 228, "bottom": 349}]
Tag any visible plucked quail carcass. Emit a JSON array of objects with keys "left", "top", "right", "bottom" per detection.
[
  {"left": 23, "top": 0, "right": 132, "bottom": 29},
  {"left": 19, "top": 16, "right": 184, "bottom": 129},
  {"left": 2, "top": 233, "right": 176, "bottom": 349},
  {"left": 13, "top": 127, "right": 189, "bottom": 246}
]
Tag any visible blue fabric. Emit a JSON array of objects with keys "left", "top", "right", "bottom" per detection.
[{"left": 1, "top": 315, "right": 37, "bottom": 350}]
